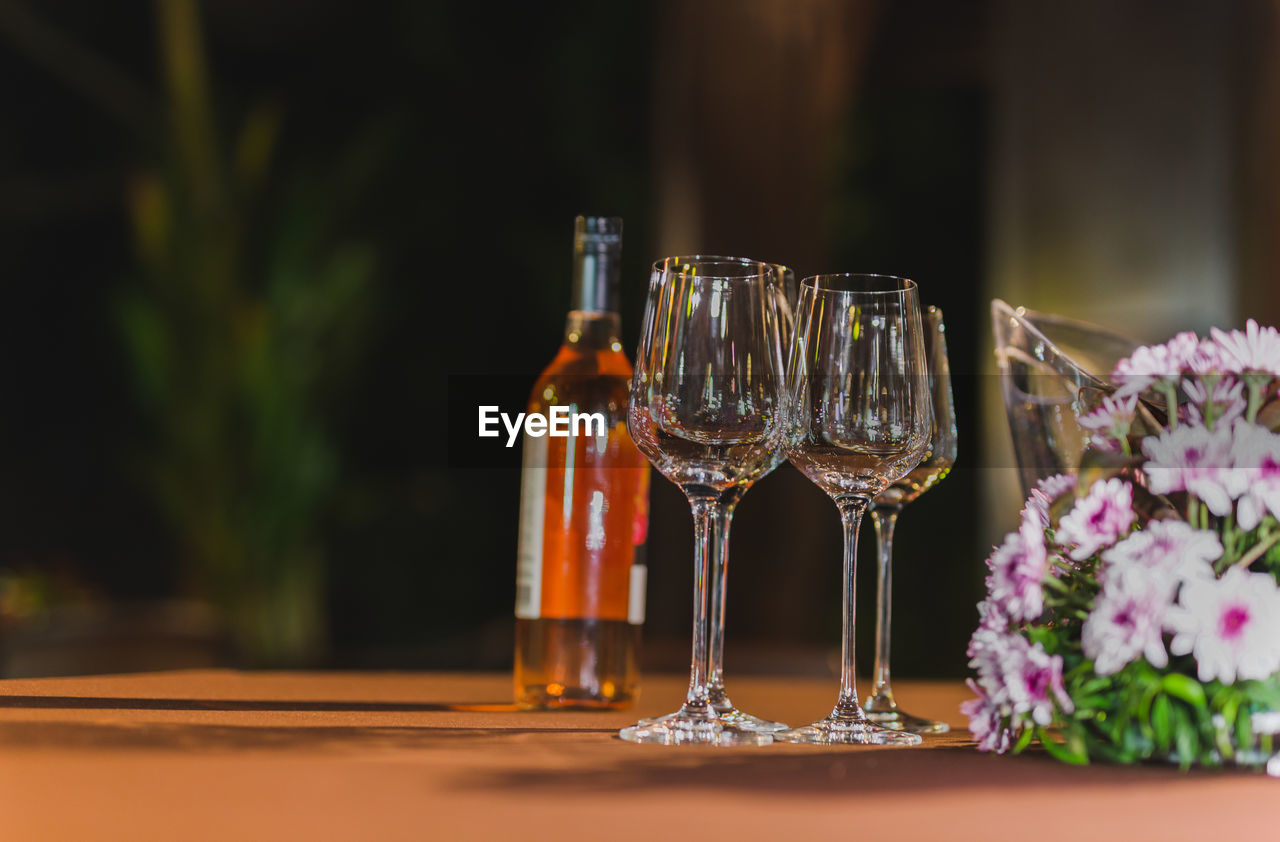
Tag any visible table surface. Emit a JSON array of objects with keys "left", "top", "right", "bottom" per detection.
[{"left": 0, "top": 670, "right": 1271, "bottom": 841}]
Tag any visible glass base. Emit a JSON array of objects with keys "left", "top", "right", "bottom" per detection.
[
  {"left": 619, "top": 707, "right": 774, "bottom": 746},
  {"left": 864, "top": 706, "right": 950, "bottom": 734},
  {"left": 713, "top": 706, "right": 789, "bottom": 733},
  {"left": 707, "top": 687, "right": 788, "bottom": 733},
  {"left": 775, "top": 709, "right": 923, "bottom": 746}
]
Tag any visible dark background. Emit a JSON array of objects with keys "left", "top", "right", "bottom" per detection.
[{"left": 8, "top": 0, "right": 1247, "bottom": 679}]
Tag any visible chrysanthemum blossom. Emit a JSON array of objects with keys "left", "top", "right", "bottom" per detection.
[
  {"left": 1165, "top": 566, "right": 1280, "bottom": 684},
  {"left": 1226, "top": 419, "right": 1280, "bottom": 530},
  {"left": 962, "top": 680, "right": 1012, "bottom": 753},
  {"left": 1183, "top": 376, "right": 1246, "bottom": 429},
  {"left": 1005, "top": 640, "right": 1074, "bottom": 726},
  {"left": 1082, "top": 566, "right": 1172, "bottom": 675},
  {"left": 1021, "top": 474, "right": 1077, "bottom": 530},
  {"left": 1113, "top": 332, "right": 1200, "bottom": 397},
  {"left": 967, "top": 626, "right": 1023, "bottom": 703},
  {"left": 1037, "top": 473, "right": 1077, "bottom": 499},
  {"left": 984, "top": 512, "right": 1049, "bottom": 621},
  {"left": 1079, "top": 393, "right": 1139, "bottom": 447},
  {"left": 1210, "top": 319, "right": 1280, "bottom": 376},
  {"left": 967, "top": 629, "right": 1072, "bottom": 726},
  {"left": 1185, "top": 339, "right": 1227, "bottom": 376},
  {"left": 1142, "top": 422, "right": 1235, "bottom": 516},
  {"left": 1054, "top": 478, "right": 1135, "bottom": 561},
  {"left": 974, "top": 597, "right": 1008, "bottom": 634},
  {"left": 1099, "top": 519, "right": 1220, "bottom": 587}
]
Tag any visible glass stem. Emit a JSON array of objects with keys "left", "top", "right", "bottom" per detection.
[
  {"left": 682, "top": 493, "right": 728, "bottom": 713},
  {"left": 869, "top": 504, "right": 902, "bottom": 709},
  {"left": 834, "top": 495, "right": 870, "bottom": 717},
  {"left": 708, "top": 487, "right": 743, "bottom": 706}
]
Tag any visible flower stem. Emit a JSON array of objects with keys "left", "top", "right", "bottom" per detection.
[
  {"left": 1232, "top": 530, "right": 1280, "bottom": 572},
  {"left": 1246, "top": 379, "right": 1263, "bottom": 425},
  {"left": 1161, "top": 383, "right": 1179, "bottom": 430}
]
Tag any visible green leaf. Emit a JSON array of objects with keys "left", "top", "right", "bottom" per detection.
[
  {"left": 1151, "top": 694, "right": 1172, "bottom": 753},
  {"left": 1036, "top": 725, "right": 1089, "bottom": 765},
  {"left": 1174, "top": 725, "right": 1195, "bottom": 771},
  {"left": 1162, "top": 673, "right": 1206, "bottom": 709},
  {"left": 1236, "top": 706, "right": 1254, "bottom": 756},
  {"left": 1012, "top": 726, "right": 1035, "bottom": 754}
]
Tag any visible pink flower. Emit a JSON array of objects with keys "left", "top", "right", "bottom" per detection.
[
  {"left": 974, "top": 597, "right": 1009, "bottom": 634},
  {"left": 1054, "top": 478, "right": 1135, "bottom": 561},
  {"left": 1184, "top": 339, "right": 1228, "bottom": 376},
  {"left": 1079, "top": 394, "right": 1139, "bottom": 447},
  {"left": 1210, "top": 319, "right": 1280, "bottom": 376},
  {"left": 985, "top": 510, "right": 1050, "bottom": 622},
  {"left": 1006, "top": 640, "right": 1074, "bottom": 726},
  {"left": 962, "top": 680, "right": 1012, "bottom": 753},
  {"left": 1182, "top": 377, "right": 1246, "bottom": 428},
  {"left": 1113, "top": 332, "right": 1200, "bottom": 397},
  {"left": 967, "top": 626, "right": 1021, "bottom": 700},
  {"left": 1227, "top": 420, "right": 1280, "bottom": 530},
  {"left": 1082, "top": 566, "right": 1172, "bottom": 675},
  {"left": 1165, "top": 566, "right": 1280, "bottom": 684},
  {"left": 1021, "top": 474, "right": 1076, "bottom": 530},
  {"left": 1038, "top": 473, "right": 1077, "bottom": 498},
  {"left": 967, "top": 629, "right": 1071, "bottom": 726},
  {"left": 1099, "top": 519, "right": 1220, "bottom": 586},
  {"left": 1142, "top": 422, "right": 1235, "bottom": 516}
]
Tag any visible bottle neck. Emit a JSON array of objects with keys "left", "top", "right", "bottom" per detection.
[
  {"left": 570, "top": 216, "right": 622, "bottom": 315},
  {"left": 563, "top": 310, "right": 622, "bottom": 350},
  {"left": 565, "top": 215, "right": 623, "bottom": 349}
]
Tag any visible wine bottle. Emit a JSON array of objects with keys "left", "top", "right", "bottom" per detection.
[{"left": 513, "top": 216, "right": 650, "bottom": 709}]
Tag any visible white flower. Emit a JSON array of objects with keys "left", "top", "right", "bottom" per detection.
[
  {"left": 962, "top": 680, "right": 1012, "bottom": 753},
  {"left": 1005, "top": 639, "right": 1074, "bottom": 726},
  {"left": 967, "top": 630, "right": 1072, "bottom": 726},
  {"left": 1142, "top": 422, "right": 1235, "bottom": 516},
  {"left": 1113, "top": 332, "right": 1200, "bottom": 397},
  {"left": 1185, "top": 339, "right": 1228, "bottom": 376},
  {"left": 1165, "top": 566, "right": 1280, "bottom": 684},
  {"left": 1037, "top": 473, "right": 1078, "bottom": 499},
  {"left": 1021, "top": 473, "right": 1077, "bottom": 530},
  {"left": 1227, "top": 419, "right": 1280, "bottom": 530},
  {"left": 1055, "top": 478, "right": 1135, "bottom": 561},
  {"left": 985, "top": 509, "right": 1050, "bottom": 622},
  {"left": 1083, "top": 566, "right": 1172, "bottom": 675},
  {"left": 1210, "top": 319, "right": 1280, "bottom": 376},
  {"left": 974, "top": 597, "right": 1008, "bottom": 633},
  {"left": 1079, "top": 394, "right": 1139, "bottom": 446},
  {"left": 1182, "top": 377, "right": 1246, "bottom": 429},
  {"left": 1099, "top": 519, "right": 1220, "bottom": 587}
]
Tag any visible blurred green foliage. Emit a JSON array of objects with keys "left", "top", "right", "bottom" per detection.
[{"left": 116, "top": 0, "right": 373, "bottom": 663}]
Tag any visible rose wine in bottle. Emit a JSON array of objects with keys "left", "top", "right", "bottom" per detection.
[{"left": 513, "top": 216, "right": 650, "bottom": 710}]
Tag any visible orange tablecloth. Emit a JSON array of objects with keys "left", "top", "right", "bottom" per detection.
[{"left": 0, "top": 670, "right": 1271, "bottom": 841}]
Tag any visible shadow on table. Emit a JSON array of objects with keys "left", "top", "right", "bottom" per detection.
[
  {"left": 0, "top": 720, "right": 618, "bottom": 752},
  {"left": 450, "top": 743, "right": 1253, "bottom": 795},
  {"left": 0, "top": 695, "right": 518, "bottom": 713}
]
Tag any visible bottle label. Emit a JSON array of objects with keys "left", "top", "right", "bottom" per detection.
[
  {"left": 627, "top": 563, "right": 647, "bottom": 625},
  {"left": 514, "top": 435, "right": 547, "bottom": 619}
]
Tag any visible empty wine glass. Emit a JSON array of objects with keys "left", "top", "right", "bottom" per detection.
[
  {"left": 864, "top": 306, "right": 958, "bottom": 734},
  {"left": 777, "top": 273, "right": 931, "bottom": 747},
  {"left": 621, "top": 257, "right": 786, "bottom": 746},
  {"left": 699, "top": 257, "right": 793, "bottom": 734}
]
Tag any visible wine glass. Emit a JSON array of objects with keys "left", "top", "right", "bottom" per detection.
[
  {"left": 864, "top": 306, "right": 958, "bottom": 733},
  {"left": 631, "top": 256, "right": 791, "bottom": 734},
  {"left": 621, "top": 257, "right": 786, "bottom": 746},
  {"left": 687, "top": 257, "right": 794, "bottom": 734},
  {"left": 776, "top": 273, "right": 931, "bottom": 747}
]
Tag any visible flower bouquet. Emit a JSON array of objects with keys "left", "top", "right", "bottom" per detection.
[{"left": 968, "top": 320, "right": 1280, "bottom": 771}]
